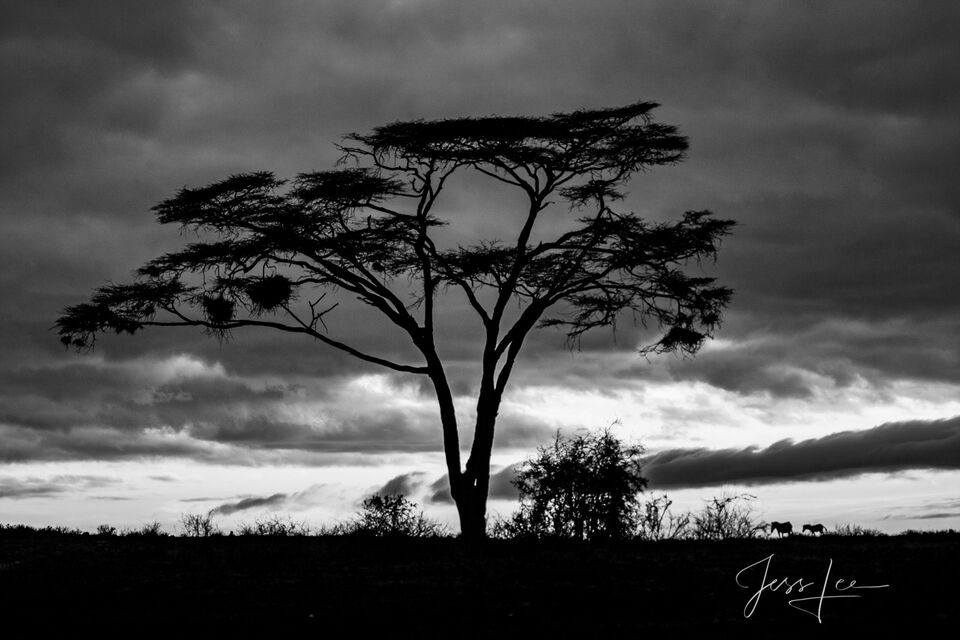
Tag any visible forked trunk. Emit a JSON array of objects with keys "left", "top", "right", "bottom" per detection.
[
  {"left": 429, "top": 355, "right": 501, "bottom": 540},
  {"left": 452, "top": 398, "right": 498, "bottom": 540}
]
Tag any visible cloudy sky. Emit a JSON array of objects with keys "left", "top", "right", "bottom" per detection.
[{"left": 2, "top": 0, "right": 959, "bottom": 533}]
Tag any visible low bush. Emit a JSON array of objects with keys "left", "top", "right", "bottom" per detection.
[
  {"left": 121, "top": 521, "right": 166, "bottom": 537},
  {"left": 691, "top": 494, "right": 764, "bottom": 540},
  {"left": 179, "top": 512, "right": 221, "bottom": 537},
  {"left": 831, "top": 523, "right": 884, "bottom": 537},
  {"left": 339, "top": 494, "right": 448, "bottom": 538},
  {"left": 236, "top": 515, "right": 312, "bottom": 536},
  {"left": 636, "top": 494, "right": 691, "bottom": 541},
  {"left": 501, "top": 428, "right": 648, "bottom": 541}
]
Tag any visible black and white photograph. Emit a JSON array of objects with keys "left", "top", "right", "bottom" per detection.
[{"left": 1, "top": 1, "right": 958, "bottom": 636}]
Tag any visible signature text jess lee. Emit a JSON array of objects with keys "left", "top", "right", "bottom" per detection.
[{"left": 735, "top": 554, "right": 889, "bottom": 622}]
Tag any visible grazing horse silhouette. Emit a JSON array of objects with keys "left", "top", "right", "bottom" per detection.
[
  {"left": 802, "top": 523, "right": 826, "bottom": 536},
  {"left": 769, "top": 521, "right": 793, "bottom": 538}
]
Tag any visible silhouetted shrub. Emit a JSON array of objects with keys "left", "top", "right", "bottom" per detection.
[
  {"left": 636, "top": 493, "right": 691, "bottom": 540},
  {"left": 341, "top": 494, "right": 448, "bottom": 538},
  {"left": 488, "top": 510, "right": 541, "bottom": 540},
  {"left": 831, "top": 523, "right": 884, "bottom": 537},
  {"left": 236, "top": 515, "right": 312, "bottom": 536},
  {"left": 691, "top": 494, "right": 763, "bottom": 540},
  {"left": 901, "top": 528, "right": 957, "bottom": 536},
  {"left": 179, "top": 512, "right": 221, "bottom": 537},
  {"left": 122, "top": 521, "right": 166, "bottom": 537},
  {"left": 40, "top": 525, "right": 83, "bottom": 536},
  {"left": 0, "top": 524, "right": 84, "bottom": 537},
  {"left": 0, "top": 524, "right": 38, "bottom": 537},
  {"left": 501, "top": 428, "right": 647, "bottom": 541},
  {"left": 96, "top": 524, "right": 117, "bottom": 536}
]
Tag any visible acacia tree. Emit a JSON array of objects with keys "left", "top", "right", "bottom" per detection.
[{"left": 57, "top": 101, "right": 734, "bottom": 540}]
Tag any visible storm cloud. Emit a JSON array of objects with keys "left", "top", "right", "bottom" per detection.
[
  {"left": 209, "top": 493, "right": 289, "bottom": 516},
  {"left": 0, "top": 475, "right": 118, "bottom": 499},
  {"left": 642, "top": 417, "right": 960, "bottom": 489},
  {"left": 375, "top": 472, "right": 428, "bottom": 498},
  {"left": 0, "top": 354, "right": 554, "bottom": 464},
  {"left": 2, "top": 1, "right": 960, "bottom": 489},
  {"left": 428, "top": 465, "right": 520, "bottom": 504}
]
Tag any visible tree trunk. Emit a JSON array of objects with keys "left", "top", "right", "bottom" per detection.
[
  {"left": 427, "top": 348, "right": 503, "bottom": 540},
  {"left": 453, "top": 394, "right": 500, "bottom": 541},
  {"left": 455, "top": 483, "right": 488, "bottom": 542}
]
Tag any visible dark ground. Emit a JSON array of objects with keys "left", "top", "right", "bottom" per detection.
[{"left": 0, "top": 530, "right": 956, "bottom": 638}]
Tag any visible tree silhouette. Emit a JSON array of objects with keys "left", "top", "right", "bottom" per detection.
[
  {"left": 345, "top": 494, "right": 447, "bottom": 538},
  {"left": 56, "top": 101, "right": 734, "bottom": 540},
  {"left": 499, "top": 428, "right": 648, "bottom": 541}
]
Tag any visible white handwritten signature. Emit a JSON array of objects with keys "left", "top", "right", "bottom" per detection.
[{"left": 735, "top": 554, "right": 889, "bottom": 623}]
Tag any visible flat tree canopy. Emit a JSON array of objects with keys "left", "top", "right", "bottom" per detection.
[{"left": 57, "top": 101, "right": 734, "bottom": 539}]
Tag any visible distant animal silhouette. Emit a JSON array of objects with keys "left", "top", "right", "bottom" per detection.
[
  {"left": 769, "top": 521, "right": 793, "bottom": 538},
  {"left": 802, "top": 523, "right": 826, "bottom": 536}
]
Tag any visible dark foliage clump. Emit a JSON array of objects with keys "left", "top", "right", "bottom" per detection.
[
  {"left": 494, "top": 428, "right": 647, "bottom": 541},
  {"left": 339, "top": 494, "right": 448, "bottom": 538},
  {"left": 245, "top": 275, "right": 294, "bottom": 313},
  {"left": 201, "top": 294, "right": 235, "bottom": 325}
]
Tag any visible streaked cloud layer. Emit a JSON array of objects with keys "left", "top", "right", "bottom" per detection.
[{"left": 642, "top": 417, "right": 960, "bottom": 489}]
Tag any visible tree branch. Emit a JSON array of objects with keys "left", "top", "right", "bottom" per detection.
[{"left": 146, "top": 311, "right": 430, "bottom": 375}]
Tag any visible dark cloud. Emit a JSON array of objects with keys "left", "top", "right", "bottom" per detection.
[
  {"left": 209, "top": 493, "right": 288, "bottom": 516},
  {"left": 428, "top": 475, "right": 450, "bottom": 504},
  {"left": 659, "top": 315, "right": 960, "bottom": 398},
  {"left": 0, "top": 406, "right": 439, "bottom": 464},
  {"left": 642, "top": 417, "right": 960, "bottom": 489},
  {"left": 0, "top": 424, "right": 210, "bottom": 464},
  {"left": 1, "top": 1, "right": 209, "bottom": 179},
  {"left": 0, "top": 478, "right": 65, "bottom": 499},
  {"left": 914, "top": 513, "right": 960, "bottom": 521},
  {"left": 488, "top": 465, "right": 521, "bottom": 501},
  {"left": 882, "top": 497, "right": 960, "bottom": 521},
  {"left": 0, "top": 475, "right": 117, "bottom": 499},
  {"left": 0, "top": 355, "right": 556, "bottom": 464},
  {"left": 2, "top": 1, "right": 960, "bottom": 474},
  {"left": 428, "top": 465, "right": 519, "bottom": 504},
  {"left": 744, "top": 3, "right": 960, "bottom": 118},
  {"left": 0, "top": 360, "right": 305, "bottom": 452},
  {"left": 376, "top": 472, "right": 427, "bottom": 497}
]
